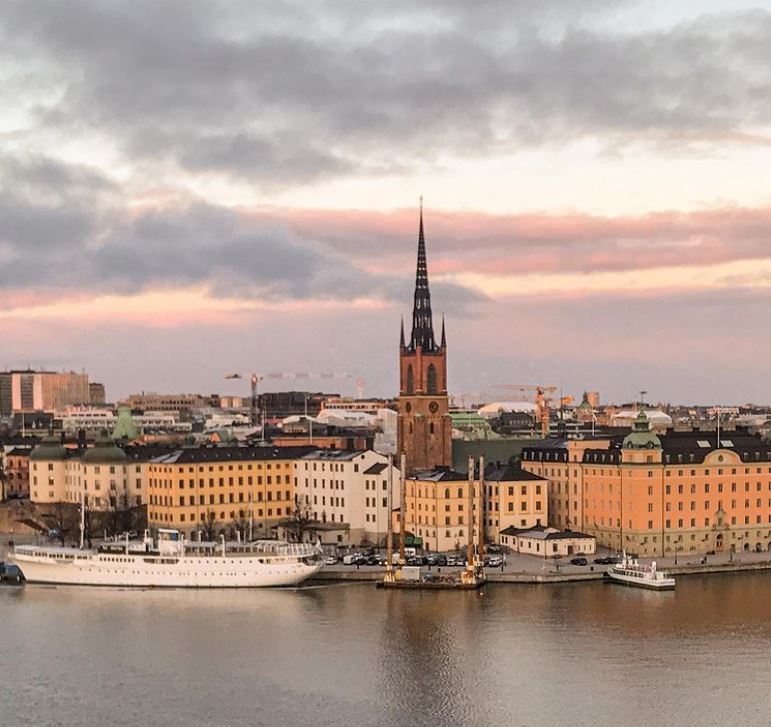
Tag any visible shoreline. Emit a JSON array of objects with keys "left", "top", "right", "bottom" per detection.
[{"left": 309, "top": 559, "right": 771, "bottom": 585}]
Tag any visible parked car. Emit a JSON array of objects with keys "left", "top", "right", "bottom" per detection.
[
  {"left": 570, "top": 557, "right": 588, "bottom": 566},
  {"left": 324, "top": 556, "right": 339, "bottom": 566},
  {"left": 486, "top": 556, "right": 503, "bottom": 568},
  {"left": 342, "top": 554, "right": 359, "bottom": 565},
  {"left": 435, "top": 555, "right": 448, "bottom": 567},
  {"left": 486, "top": 544, "right": 502, "bottom": 554}
]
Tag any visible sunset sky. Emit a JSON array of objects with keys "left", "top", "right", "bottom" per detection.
[{"left": 2, "top": 1, "right": 771, "bottom": 404}]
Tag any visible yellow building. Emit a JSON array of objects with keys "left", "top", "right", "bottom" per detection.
[
  {"left": 146, "top": 446, "right": 314, "bottom": 536},
  {"left": 404, "top": 463, "right": 548, "bottom": 552},
  {"left": 483, "top": 463, "right": 548, "bottom": 542},
  {"left": 404, "top": 468, "right": 471, "bottom": 552},
  {"left": 30, "top": 435, "right": 155, "bottom": 509}
]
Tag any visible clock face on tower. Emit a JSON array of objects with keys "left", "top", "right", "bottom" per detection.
[{"left": 429, "top": 401, "right": 439, "bottom": 413}]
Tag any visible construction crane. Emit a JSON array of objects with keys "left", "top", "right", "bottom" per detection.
[
  {"left": 223, "top": 371, "right": 356, "bottom": 430},
  {"left": 491, "top": 384, "right": 558, "bottom": 437}
]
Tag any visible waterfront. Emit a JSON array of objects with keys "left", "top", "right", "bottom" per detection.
[{"left": 2, "top": 576, "right": 771, "bottom": 726}]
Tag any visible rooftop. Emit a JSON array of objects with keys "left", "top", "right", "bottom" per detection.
[
  {"left": 151, "top": 445, "right": 316, "bottom": 465},
  {"left": 484, "top": 463, "right": 548, "bottom": 482}
]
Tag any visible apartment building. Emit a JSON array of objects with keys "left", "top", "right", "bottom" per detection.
[
  {"left": 293, "top": 450, "right": 400, "bottom": 545},
  {"left": 146, "top": 446, "right": 314, "bottom": 535}
]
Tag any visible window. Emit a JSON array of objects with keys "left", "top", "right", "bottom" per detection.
[
  {"left": 406, "top": 365, "right": 414, "bottom": 395},
  {"left": 426, "top": 364, "right": 438, "bottom": 395}
]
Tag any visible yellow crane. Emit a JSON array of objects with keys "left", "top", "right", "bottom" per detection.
[{"left": 491, "top": 384, "right": 558, "bottom": 437}]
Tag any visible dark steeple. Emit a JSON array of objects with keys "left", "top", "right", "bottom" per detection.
[
  {"left": 440, "top": 314, "right": 446, "bottom": 348},
  {"left": 400, "top": 315, "right": 406, "bottom": 348},
  {"left": 409, "top": 200, "right": 437, "bottom": 352}
]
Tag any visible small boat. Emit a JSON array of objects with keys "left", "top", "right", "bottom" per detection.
[{"left": 606, "top": 552, "right": 675, "bottom": 590}]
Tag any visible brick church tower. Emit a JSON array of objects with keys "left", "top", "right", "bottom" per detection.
[{"left": 397, "top": 205, "right": 452, "bottom": 475}]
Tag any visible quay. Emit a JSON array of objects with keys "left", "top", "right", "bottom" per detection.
[{"left": 309, "top": 557, "right": 771, "bottom": 586}]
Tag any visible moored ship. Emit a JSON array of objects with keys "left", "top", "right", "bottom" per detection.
[
  {"left": 8, "top": 529, "right": 323, "bottom": 588},
  {"left": 606, "top": 553, "right": 675, "bottom": 590}
]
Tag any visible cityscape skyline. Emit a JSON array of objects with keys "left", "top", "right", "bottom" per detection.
[{"left": 3, "top": 1, "right": 771, "bottom": 404}]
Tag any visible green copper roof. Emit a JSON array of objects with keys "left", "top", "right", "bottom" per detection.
[
  {"left": 112, "top": 405, "right": 140, "bottom": 440},
  {"left": 622, "top": 411, "right": 661, "bottom": 450},
  {"left": 82, "top": 432, "right": 128, "bottom": 464},
  {"left": 30, "top": 435, "right": 69, "bottom": 461}
]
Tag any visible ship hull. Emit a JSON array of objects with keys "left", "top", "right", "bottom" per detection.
[
  {"left": 606, "top": 570, "right": 675, "bottom": 590},
  {"left": 9, "top": 552, "right": 322, "bottom": 588}
]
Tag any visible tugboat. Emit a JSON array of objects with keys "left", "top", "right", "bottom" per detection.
[{"left": 606, "top": 552, "right": 675, "bottom": 590}]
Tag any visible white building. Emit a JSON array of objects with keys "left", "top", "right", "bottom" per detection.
[{"left": 293, "top": 450, "right": 400, "bottom": 546}]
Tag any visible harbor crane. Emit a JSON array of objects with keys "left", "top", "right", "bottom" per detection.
[{"left": 223, "top": 371, "right": 356, "bottom": 428}]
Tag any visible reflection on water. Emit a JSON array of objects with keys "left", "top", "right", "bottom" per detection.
[{"left": 2, "top": 575, "right": 771, "bottom": 726}]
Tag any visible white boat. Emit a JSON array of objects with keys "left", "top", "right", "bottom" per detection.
[
  {"left": 8, "top": 529, "right": 323, "bottom": 588},
  {"left": 606, "top": 553, "right": 675, "bottom": 590}
]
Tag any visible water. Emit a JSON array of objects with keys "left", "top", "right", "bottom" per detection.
[{"left": 2, "top": 575, "right": 771, "bottom": 726}]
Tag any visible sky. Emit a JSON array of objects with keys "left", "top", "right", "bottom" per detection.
[{"left": 2, "top": 0, "right": 771, "bottom": 405}]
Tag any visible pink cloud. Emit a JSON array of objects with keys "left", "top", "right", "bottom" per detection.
[{"left": 243, "top": 204, "right": 771, "bottom": 278}]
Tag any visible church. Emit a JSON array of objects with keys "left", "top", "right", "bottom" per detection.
[{"left": 397, "top": 205, "right": 452, "bottom": 476}]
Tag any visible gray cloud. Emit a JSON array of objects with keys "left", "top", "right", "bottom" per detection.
[
  {"left": 0, "top": 154, "right": 482, "bottom": 313},
  {"left": 2, "top": 2, "right": 771, "bottom": 186}
]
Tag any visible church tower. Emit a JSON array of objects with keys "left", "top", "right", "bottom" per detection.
[{"left": 397, "top": 204, "right": 452, "bottom": 475}]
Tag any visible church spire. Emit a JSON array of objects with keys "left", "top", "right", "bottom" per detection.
[
  {"left": 400, "top": 315, "right": 406, "bottom": 348},
  {"left": 440, "top": 314, "right": 446, "bottom": 348},
  {"left": 409, "top": 198, "right": 437, "bottom": 352}
]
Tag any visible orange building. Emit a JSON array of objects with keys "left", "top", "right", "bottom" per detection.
[
  {"left": 520, "top": 438, "right": 611, "bottom": 530},
  {"left": 523, "top": 412, "right": 771, "bottom": 557}
]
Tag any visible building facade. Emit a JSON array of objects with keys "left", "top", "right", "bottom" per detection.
[
  {"left": 293, "top": 449, "right": 400, "bottom": 545},
  {"left": 145, "top": 446, "right": 314, "bottom": 535},
  {"left": 500, "top": 526, "right": 595, "bottom": 558},
  {"left": 521, "top": 438, "right": 611, "bottom": 531},
  {"left": 404, "top": 461, "right": 549, "bottom": 553},
  {"left": 397, "top": 208, "right": 452, "bottom": 475},
  {"left": 523, "top": 412, "right": 771, "bottom": 557},
  {"left": 483, "top": 464, "right": 548, "bottom": 542},
  {"left": 29, "top": 436, "right": 147, "bottom": 510},
  {"left": 0, "top": 370, "right": 91, "bottom": 414},
  {"left": 2, "top": 447, "right": 31, "bottom": 499}
]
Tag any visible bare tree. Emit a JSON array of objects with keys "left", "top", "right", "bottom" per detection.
[
  {"left": 48, "top": 502, "right": 72, "bottom": 546},
  {"left": 231, "top": 512, "right": 250, "bottom": 541},
  {"left": 83, "top": 502, "right": 94, "bottom": 549},
  {"left": 285, "top": 495, "right": 314, "bottom": 544},
  {"left": 200, "top": 510, "right": 217, "bottom": 541},
  {"left": 0, "top": 458, "right": 6, "bottom": 501}
]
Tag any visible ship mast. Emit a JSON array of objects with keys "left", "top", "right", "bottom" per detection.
[{"left": 79, "top": 490, "right": 85, "bottom": 549}]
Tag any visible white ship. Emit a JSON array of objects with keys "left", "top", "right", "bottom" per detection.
[
  {"left": 8, "top": 529, "right": 323, "bottom": 588},
  {"left": 606, "top": 552, "right": 675, "bottom": 590}
]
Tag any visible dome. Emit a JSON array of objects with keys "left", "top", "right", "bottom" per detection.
[
  {"left": 576, "top": 392, "right": 593, "bottom": 412},
  {"left": 622, "top": 411, "right": 661, "bottom": 450},
  {"left": 30, "top": 435, "right": 69, "bottom": 461},
  {"left": 82, "top": 432, "right": 128, "bottom": 464}
]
